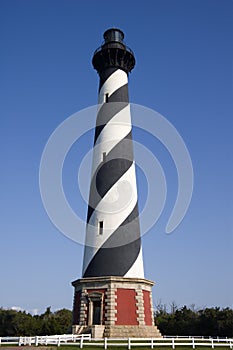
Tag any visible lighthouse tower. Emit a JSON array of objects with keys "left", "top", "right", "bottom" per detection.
[{"left": 72, "top": 29, "right": 161, "bottom": 338}]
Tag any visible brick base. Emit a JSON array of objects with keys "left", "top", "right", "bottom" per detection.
[{"left": 71, "top": 276, "right": 162, "bottom": 338}]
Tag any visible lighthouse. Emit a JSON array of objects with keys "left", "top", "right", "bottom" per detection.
[{"left": 72, "top": 29, "right": 161, "bottom": 338}]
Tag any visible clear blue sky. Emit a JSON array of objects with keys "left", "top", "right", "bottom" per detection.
[{"left": 1, "top": 0, "right": 232, "bottom": 315}]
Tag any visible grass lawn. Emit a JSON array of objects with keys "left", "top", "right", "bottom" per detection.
[
  {"left": 56, "top": 347, "right": 232, "bottom": 350},
  {"left": 0, "top": 346, "right": 232, "bottom": 350}
]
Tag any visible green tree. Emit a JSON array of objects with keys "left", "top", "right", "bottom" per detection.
[
  {"left": 155, "top": 305, "right": 233, "bottom": 337},
  {"left": 54, "top": 308, "right": 72, "bottom": 333}
]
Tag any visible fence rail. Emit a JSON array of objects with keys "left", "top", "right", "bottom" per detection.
[
  {"left": 0, "top": 334, "right": 232, "bottom": 349},
  {"left": 0, "top": 334, "right": 91, "bottom": 346}
]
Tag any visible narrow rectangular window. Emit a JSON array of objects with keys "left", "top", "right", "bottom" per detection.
[
  {"left": 98, "top": 221, "right": 103, "bottom": 235},
  {"left": 105, "top": 93, "right": 109, "bottom": 103},
  {"left": 103, "top": 152, "right": 106, "bottom": 162}
]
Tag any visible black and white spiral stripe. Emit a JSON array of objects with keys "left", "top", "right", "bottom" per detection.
[{"left": 82, "top": 67, "right": 144, "bottom": 278}]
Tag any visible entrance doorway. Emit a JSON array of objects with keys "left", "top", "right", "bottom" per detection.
[
  {"left": 87, "top": 292, "right": 103, "bottom": 326},
  {"left": 92, "top": 300, "right": 101, "bottom": 325}
]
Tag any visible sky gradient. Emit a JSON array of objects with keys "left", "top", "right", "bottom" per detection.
[{"left": 1, "top": 0, "right": 232, "bottom": 315}]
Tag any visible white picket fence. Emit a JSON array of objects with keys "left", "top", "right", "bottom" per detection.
[
  {"left": 0, "top": 334, "right": 232, "bottom": 348},
  {"left": 90, "top": 337, "right": 233, "bottom": 349},
  {"left": 0, "top": 333, "right": 91, "bottom": 346}
]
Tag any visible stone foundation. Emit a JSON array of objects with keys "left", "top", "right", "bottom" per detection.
[{"left": 104, "top": 325, "right": 162, "bottom": 338}]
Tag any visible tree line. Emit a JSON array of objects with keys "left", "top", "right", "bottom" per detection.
[
  {"left": 154, "top": 303, "right": 233, "bottom": 337},
  {"left": 0, "top": 305, "right": 232, "bottom": 337},
  {"left": 0, "top": 307, "right": 72, "bottom": 336}
]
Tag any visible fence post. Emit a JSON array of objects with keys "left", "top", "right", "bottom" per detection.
[
  {"left": 229, "top": 339, "right": 232, "bottom": 349},
  {"left": 211, "top": 338, "right": 214, "bottom": 349},
  {"left": 0, "top": 337, "right": 1, "bottom": 346},
  {"left": 151, "top": 338, "right": 154, "bottom": 349},
  {"left": 58, "top": 336, "right": 61, "bottom": 347},
  {"left": 80, "top": 335, "right": 83, "bottom": 349},
  {"left": 35, "top": 336, "right": 38, "bottom": 346},
  {"left": 128, "top": 338, "right": 131, "bottom": 350},
  {"left": 172, "top": 338, "right": 175, "bottom": 349},
  {"left": 104, "top": 337, "right": 107, "bottom": 349}
]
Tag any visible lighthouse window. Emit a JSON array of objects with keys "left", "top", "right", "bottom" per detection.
[
  {"left": 98, "top": 221, "right": 103, "bottom": 235},
  {"left": 105, "top": 93, "right": 109, "bottom": 103},
  {"left": 103, "top": 152, "right": 106, "bottom": 162}
]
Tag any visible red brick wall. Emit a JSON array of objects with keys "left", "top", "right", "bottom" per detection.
[
  {"left": 143, "top": 290, "right": 153, "bottom": 325},
  {"left": 73, "top": 291, "right": 81, "bottom": 324},
  {"left": 116, "top": 288, "right": 138, "bottom": 325}
]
